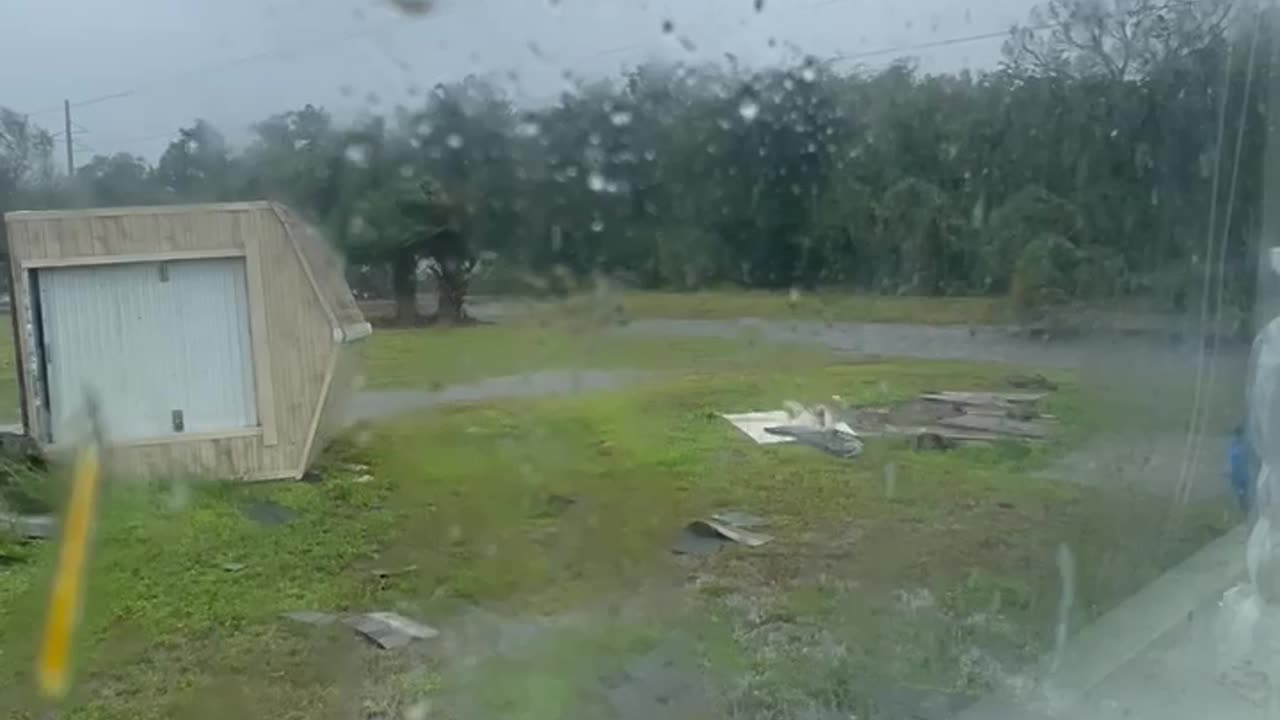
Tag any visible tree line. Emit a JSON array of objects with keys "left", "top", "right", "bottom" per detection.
[{"left": 0, "top": 0, "right": 1267, "bottom": 326}]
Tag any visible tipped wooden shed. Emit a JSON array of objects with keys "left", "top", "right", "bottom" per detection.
[{"left": 3, "top": 202, "right": 370, "bottom": 481}]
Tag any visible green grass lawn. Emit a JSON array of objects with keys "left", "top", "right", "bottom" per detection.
[
  {"left": 0, "top": 322, "right": 20, "bottom": 425},
  {"left": 361, "top": 320, "right": 834, "bottom": 389},
  {"left": 0, "top": 344, "right": 1230, "bottom": 719},
  {"left": 573, "top": 290, "right": 1009, "bottom": 325}
]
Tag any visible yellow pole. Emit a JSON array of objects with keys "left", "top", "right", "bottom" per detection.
[{"left": 36, "top": 441, "right": 101, "bottom": 700}]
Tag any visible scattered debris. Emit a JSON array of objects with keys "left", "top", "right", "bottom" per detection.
[
  {"left": 0, "top": 513, "right": 55, "bottom": 540},
  {"left": 243, "top": 500, "right": 296, "bottom": 526},
  {"left": 765, "top": 424, "right": 863, "bottom": 459},
  {"left": 337, "top": 462, "right": 371, "bottom": 474},
  {"left": 1006, "top": 373, "right": 1059, "bottom": 391},
  {"left": 300, "top": 470, "right": 324, "bottom": 484},
  {"left": 346, "top": 611, "right": 440, "bottom": 650},
  {"left": 282, "top": 610, "right": 339, "bottom": 626},
  {"left": 672, "top": 516, "right": 773, "bottom": 555},
  {"left": 918, "top": 391, "right": 1047, "bottom": 407},
  {"left": 710, "top": 510, "right": 768, "bottom": 529},
  {"left": 849, "top": 387, "right": 1057, "bottom": 446},
  {"left": 533, "top": 493, "right": 579, "bottom": 518},
  {"left": 722, "top": 403, "right": 860, "bottom": 458},
  {"left": 721, "top": 411, "right": 807, "bottom": 445},
  {"left": 222, "top": 562, "right": 246, "bottom": 573},
  {"left": 1005, "top": 405, "right": 1040, "bottom": 421},
  {"left": 353, "top": 474, "right": 375, "bottom": 484},
  {"left": 731, "top": 388, "right": 1057, "bottom": 456},
  {"left": 282, "top": 610, "right": 439, "bottom": 650},
  {"left": 914, "top": 432, "right": 955, "bottom": 452},
  {"left": 370, "top": 564, "right": 418, "bottom": 579},
  {"left": 937, "top": 413, "right": 1050, "bottom": 439}
]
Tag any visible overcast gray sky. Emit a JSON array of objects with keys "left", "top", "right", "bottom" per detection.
[{"left": 0, "top": 0, "right": 1038, "bottom": 163}]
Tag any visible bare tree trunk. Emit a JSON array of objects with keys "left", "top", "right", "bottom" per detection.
[
  {"left": 434, "top": 260, "right": 468, "bottom": 325},
  {"left": 391, "top": 250, "right": 418, "bottom": 327}
]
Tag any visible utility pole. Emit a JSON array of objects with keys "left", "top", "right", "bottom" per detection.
[{"left": 63, "top": 100, "right": 74, "bottom": 176}]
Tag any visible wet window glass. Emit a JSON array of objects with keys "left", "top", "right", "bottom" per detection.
[{"left": 0, "top": 0, "right": 1273, "bottom": 718}]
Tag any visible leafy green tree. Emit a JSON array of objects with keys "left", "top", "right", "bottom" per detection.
[
  {"left": 154, "top": 120, "right": 236, "bottom": 201},
  {"left": 74, "top": 153, "right": 160, "bottom": 206},
  {"left": 240, "top": 104, "right": 340, "bottom": 215},
  {"left": 0, "top": 108, "right": 56, "bottom": 254},
  {"left": 9, "top": 0, "right": 1262, "bottom": 323},
  {"left": 983, "top": 187, "right": 1085, "bottom": 293},
  {"left": 345, "top": 179, "right": 468, "bottom": 325}
]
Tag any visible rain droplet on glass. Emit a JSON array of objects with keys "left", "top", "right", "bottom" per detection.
[
  {"left": 587, "top": 171, "right": 608, "bottom": 192},
  {"left": 610, "top": 110, "right": 633, "bottom": 127},
  {"left": 445, "top": 133, "right": 464, "bottom": 149},
  {"left": 591, "top": 218, "right": 605, "bottom": 232},
  {"left": 738, "top": 98, "right": 761, "bottom": 122}
]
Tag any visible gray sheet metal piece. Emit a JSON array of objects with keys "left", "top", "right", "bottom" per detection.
[
  {"left": 345, "top": 611, "right": 440, "bottom": 650},
  {"left": 710, "top": 510, "right": 769, "bottom": 529},
  {"left": 765, "top": 425, "right": 864, "bottom": 458},
  {"left": 282, "top": 611, "right": 339, "bottom": 626},
  {"left": 672, "top": 518, "right": 774, "bottom": 555}
]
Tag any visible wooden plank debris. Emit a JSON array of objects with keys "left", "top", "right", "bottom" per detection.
[
  {"left": 919, "top": 391, "right": 1047, "bottom": 407},
  {"left": 937, "top": 413, "right": 1051, "bottom": 439}
]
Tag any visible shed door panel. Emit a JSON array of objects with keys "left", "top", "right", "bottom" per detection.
[{"left": 39, "top": 259, "right": 258, "bottom": 443}]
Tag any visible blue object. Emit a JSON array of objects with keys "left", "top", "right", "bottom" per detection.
[{"left": 1230, "top": 426, "right": 1256, "bottom": 513}]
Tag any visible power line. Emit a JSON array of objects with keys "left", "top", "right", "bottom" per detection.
[
  {"left": 69, "top": 19, "right": 1053, "bottom": 157},
  {"left": 21, "top": 9, "right": 444, "bottom": 118},
  {"left": 827, "top": 23, "right": 1051, "bottom": 65},
  {"left": 99, "top": 130, "right": 181, "bottom": 150}
]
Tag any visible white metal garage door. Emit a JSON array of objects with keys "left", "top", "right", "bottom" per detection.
[{"left": 38, "top": 258, "right": 258, "bottom": 443}]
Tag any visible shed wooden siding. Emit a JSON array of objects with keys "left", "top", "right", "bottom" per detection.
[
  {"left": 249, "top": 208, "right": 334, "bottom": 475},
  {"left": 310, "top": 343, "right": 363, "bottom": 467},
  {"left": 273, "top": 205, "right": 366, "bottom": 331},
  {"left": 4, "top": 202, "right": 355, "bottom": 482}
]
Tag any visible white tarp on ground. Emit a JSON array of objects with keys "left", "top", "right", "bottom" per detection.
[{"left": 720, "top": 408, "right": 857, "bottom": 445}]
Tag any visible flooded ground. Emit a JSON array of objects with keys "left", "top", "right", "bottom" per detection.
[
  {"left": 617, "top": 318, "right": 1248, "bottom": 373},
  {"left": 345, "top": 369, "right": 648, "bottom": 425},
  {"left": 1040, "top": 433, "right": 1231, "bottom": 503}
]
